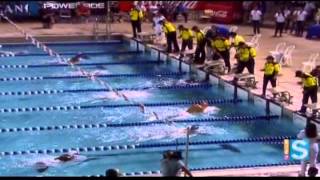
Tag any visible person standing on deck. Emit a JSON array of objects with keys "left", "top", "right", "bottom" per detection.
[
  {"left": 261, "top": 55, "right": 280, "bottom": 97},
  {"left": 191, "top": 26, "right": 206, "bottom": 64},
  {"left": 130, "top": 5, "right": 143, "bottom": 38},
  {"left": 295, "top": 70, "right": 318, "bottom": 115},
  {"left": 159, "top": 20, "right": 180, "bottom": 53}
]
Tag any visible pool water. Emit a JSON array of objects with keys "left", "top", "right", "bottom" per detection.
[{"left": 0, "top": 40, "right": 305, "bottom": 176}]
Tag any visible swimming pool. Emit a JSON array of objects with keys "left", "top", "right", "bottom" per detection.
[{"left": 0, "top": 39, "right": 305, "bottom": 176}]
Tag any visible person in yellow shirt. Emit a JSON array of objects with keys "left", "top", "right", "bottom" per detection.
[
  {"left": 235, "top": 41, "right": 256, "bottom": 74},
  {"left": 130, "top": 5, "right": 143, "bottom": 38},
  {"left": 178, "top": 25, "right": 193, "bottom": 52},
  {"left": 159, "top": 20, "right": 180, "bottom": 53},
  {"left": 296, "top": 70, "right": 318, "bottom": 114},
  {"left": 228, "top": 32, "right": 245, "bottom": 49},
  {"left": 211, "top": 35, "right": 231, "bottom": 73},
  {"left": 191, "top": 26, "right": 206, "bottom": 64},
  {"left": 261, "top": 55, "right": 280, "bottom": 97}
]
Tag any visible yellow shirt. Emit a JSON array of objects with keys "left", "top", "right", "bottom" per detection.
[
  {"left": 303, "top": 73, "right": 318, "bottom": 88},
  {"left": 195, "top": 31, "right": 205, "bottom": 44},
  {"left": 234, "top": 35, "right": 245, "bottom": 47},
  {"left": 237, "top": 46, "right": 256, "bottom": 62},
  {"left": 130, "top": 9, "right": 143, "bottom": 21},
  {"left": 179, "top": 29, "right": 193, "bottom": 40},
  {"left": 163, "top": 22, "right": 176, "bottom": 34},
  {"left": 211, "top": 38, "right": 230, "bottom": 52},
  {"left": 264, "top": 62, "right": 280, "bottom": 75}
]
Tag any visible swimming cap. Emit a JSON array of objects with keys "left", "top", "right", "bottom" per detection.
[
  {"left": 190, "top": 125, "right": 199, "bottom": 131},
  {"left": 34, "top": 162, "right": 49, "bottom": 173}
]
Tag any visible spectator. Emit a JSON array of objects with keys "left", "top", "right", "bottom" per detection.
[
  {"left": 39, "top": 6, "right": 55, "bottom": 29},
  {"left": 274, "top": 8, "right": 286, "bottom": 37},
  {"left": 173, "top": 3, "right": 188, "bottom": 23},
  {"left": 250, "top": 5, "right": 262, "bottom": 35},
  {"left": 293, "top": 7, "right": 308, "bottom": 37},
  {"left": 105, "top": 168, "right": 121, "bottom": 177},
  {"left": 129, "top": 5, "right": 143, "bottom": 38},
  {"left": 297, "top": 122, "right": 318, "bottom": 177},
  {"left": 148, "top": 1, "right": 158, "bottom": 22},
  {"left": 110, "top": 2, "right": 122, "bottom": 23},
  {"left": 178, "top": 25, "right": 193, "bottom": 52},
  {"left": 242, "top": 1, "right": 253, "bottom": 24},
  {"left": 284, "top": 6, "right": 293, "bottom": 33},
  {"left": 304, "top": 1, "right": 316, "bottom": 22},
  {"left": 295, "top": 70, "right": 318, "bottom": 114},
  {"left": 315, "top": 8, "right": 320, "bottom": 24},
  {"left": 160, "top": 150, "right": 192, "bottom": 177},
  {"left": 159, "top": 20, "right": 180, "bottom": 53},
  {"left": 153, "top": 12, "right": 165, "bottom": 42},
  {"left": 258, "top": 1, "right": 267, "bottom": 24},
  {"left": 75, "top": 2, "right": 91, "bottom": 23},
  {"left": 159, "top": 3, "right": 169, "bottom": 20}
]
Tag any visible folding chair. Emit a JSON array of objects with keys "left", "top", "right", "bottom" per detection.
[
  {"left": 302, "top": 53, "right": 320, "bottom": 73},
  {"left": 279, "top": 45, "right": 295, "bottom": 66},
  {"left": 269, "top": 42, "right": 286, "bottom": 63}
]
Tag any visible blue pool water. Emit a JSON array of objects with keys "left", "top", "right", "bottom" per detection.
[{"left": 0, "top": 40, "right": 304, "bottom": 176}]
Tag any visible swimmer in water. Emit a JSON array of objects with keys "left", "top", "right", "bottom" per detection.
[
  {"left": 69, "top": 53, "right": 89, "bottom": 65},
  {"left": 34, "top": 151, "right": 81, "bottom": 173},
  {"left": 186, "top": 101, "right": 209, "bottom": 114}
]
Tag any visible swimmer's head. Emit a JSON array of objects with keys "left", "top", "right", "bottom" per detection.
[
  {"left": 69, "top": 150, "right": 79, "bottom": 156},
  {"left": 34, "top": 162, "right": 49, "bottom": 173},
  {"left": 190, "top": 125, "right": 199, "bottom": 131},
  {"left": 163, "top": 150, "right": 183, "bottom": 160},
  {"left": 201, "top": 101, "right": 209, "bottom": 108}
]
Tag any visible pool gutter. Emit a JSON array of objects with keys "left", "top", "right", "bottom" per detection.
[{"left": 0, "top": 34, "right": 308, "bottom": 176}]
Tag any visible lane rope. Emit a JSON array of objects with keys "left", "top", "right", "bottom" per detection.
[
  {"left": 0, "top": 115, "right": 278, "bottom": 133},
  {"left": 0, "top": 98, "right": 242, "bottom": 114},
  {"left": 0, "top": 83, "right": 212, "bottom": 96},
  {"left": 0, "top": 135, "right": 295, "bottom": 157}
]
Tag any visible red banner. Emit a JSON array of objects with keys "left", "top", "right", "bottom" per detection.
[
  {"left": 118, "top": 1, "right": 243, "bottom": 24},
  {"left": 196, "top": 1, "right": 243, "bottom": 24}
]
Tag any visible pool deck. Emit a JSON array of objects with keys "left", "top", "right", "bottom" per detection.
[{"left": 0, "top": 20, "right": 319, "bottom": 177}]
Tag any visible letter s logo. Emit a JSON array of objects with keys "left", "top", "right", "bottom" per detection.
[{"left": 291, "top": 140, "right": 309, "bottom": 160}]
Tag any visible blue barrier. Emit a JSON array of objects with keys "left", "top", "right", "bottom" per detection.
[
  {"left": 0, "top": 72, "right": 187, "bottom": 82},
  {"left": 0, "top": 98, "right": 242, "bottom": 113},
  {"left": 0, "top": 83, "right": 212, "bottom": 96},
  {"left": 0, "top": 135, "right": 296, "bottom": 157},
  {"left": 0, "top": 115, "right": 279, "bottom": 133}
]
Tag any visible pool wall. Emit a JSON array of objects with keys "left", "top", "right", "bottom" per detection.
[{"left": 123, "top": 36, "right": 309, "bottom": 129}]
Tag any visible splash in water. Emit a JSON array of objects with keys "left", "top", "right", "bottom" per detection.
[
  {"left": 145, "top": 106, "right": 220, "bottom": 121},
  {"left": 130, "top": 125, "right": 228, "bottom": 142},
  {"left": 91, "top": 90, "right": 152, "bottom": 101}
]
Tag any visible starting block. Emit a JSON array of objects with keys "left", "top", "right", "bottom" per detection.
[
  {"left": 304, "top": 103, "right": 320, "bottom": 118},
  {"left": 234, "top": 73, "right": 258, "bottom": 89},
  {"left": 179, "top": 51, "right": 194, "bottom": 64},
  {"left": 137, "top": 32, "right": 156, "bottom": 43},
  {"left": 269, "top": 88, "right": 293, "bottom": 104},
  {"left": 203, "top": 60, "right": 226, "bottom": 75}
]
